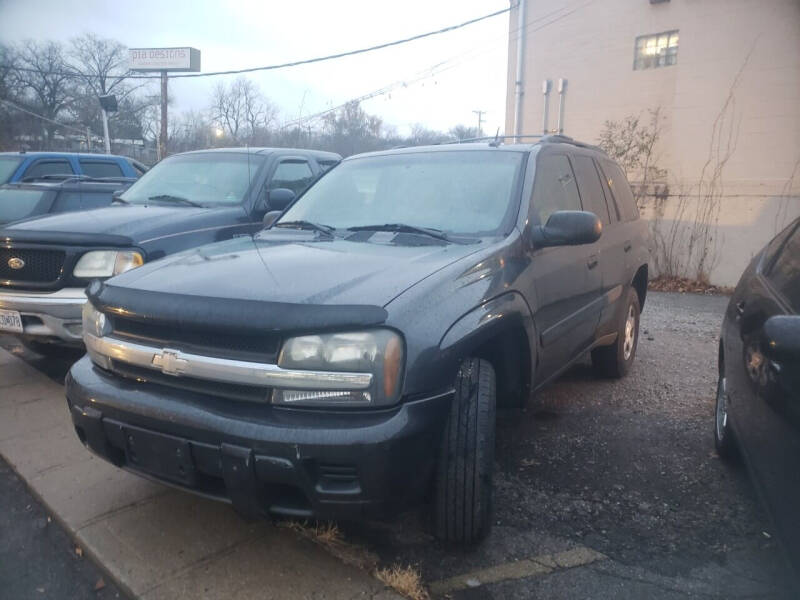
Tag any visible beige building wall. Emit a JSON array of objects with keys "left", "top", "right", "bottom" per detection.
[{"left": 506, "top": 0, "right": 800, "bottom": 286}]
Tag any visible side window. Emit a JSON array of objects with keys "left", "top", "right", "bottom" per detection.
[
  {"left": 572, "top": 155, "right": 611, "bottom": 225},
  {"left": 51, "top": 190, "right": 113, "bottom": 213},
  {"left": 599, "top": 159, "right": 639, "bottom": 222},
  {"left": 23, "top": 160, "right": 74, "bottom": 180},
  {"left": 80, "top": 160, "right": 124, "bottom": 178},
  {"left": 766, "top": 225, "right": 800, "bottom": 312},
  {"left": 318, "top": 159, "right": 339, "bottom": 173},
  {"left": 531, "top": 154, "right": 581, "bottom": 224},
  {"left": 269, "top": 160, "right": 315, "bottom": 196}
]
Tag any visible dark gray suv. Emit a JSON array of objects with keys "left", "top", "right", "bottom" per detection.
[{"left": 66, "top": 136, "right": 650, "bottom": 543}]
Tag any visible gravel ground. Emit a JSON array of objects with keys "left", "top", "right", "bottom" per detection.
[{"left": 342, "top": 292, "right": 797, "bottom": 598}]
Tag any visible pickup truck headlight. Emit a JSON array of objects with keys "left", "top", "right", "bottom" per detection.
[
  {"left": 274, "top": 329, "right": 404, "bottom": 407},
  {"left": 82, "top": 302, "right": 111, "bottom": 369},
  {"left": 74, "top": 250, "right": 143, "bottom": 278}
]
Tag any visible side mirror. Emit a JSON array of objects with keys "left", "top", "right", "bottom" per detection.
[
  {"left": 762, "top": 315, "right": 800, "bottom": 363},
  {"left": 268, "top": 188, "right": 296, "bottom": 211},
  {"left": 263, "top": 210, "right": 282, "bottom": 228},
  {"left": 532, "top": 210, "right": 602, "bottom": 247},
  {"left": 112, "top": 189, "right": 124, "bottom": 200}
]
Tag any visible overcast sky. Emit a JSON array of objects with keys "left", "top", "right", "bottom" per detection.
[{"left": 0, "top": 0, "right": 512, "bottom": 136}]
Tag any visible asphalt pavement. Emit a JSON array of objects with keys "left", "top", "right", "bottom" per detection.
[{"left": 1, "top": 291, "right": 798, "bottom": 599}]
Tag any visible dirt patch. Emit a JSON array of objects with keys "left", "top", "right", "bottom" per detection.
[{"left": 648, "top": 275, "right": 733, "bottom": 295}]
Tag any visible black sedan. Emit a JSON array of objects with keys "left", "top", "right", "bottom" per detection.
[{"left": 715, "top": 216, "right": 800, "bottom": 571}]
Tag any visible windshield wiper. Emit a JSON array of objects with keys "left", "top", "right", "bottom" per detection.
[
  {"left": 274, "top": 220, "right": 335, "bottom": 236},
  {"left": 347, "top": 223, "right": 452, "bottom": 243},
  {"left": 147, "top": 194, "right": 203, "bottom": 207}
]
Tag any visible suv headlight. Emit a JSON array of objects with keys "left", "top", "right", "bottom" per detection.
[
  {"left": 82, "top": 302, "right": 111, "bottom": 369},
  {"left": 74, "top": 250, "right": 144, "bottom": 278},
  {"left": 274, "top": 329, "right": 404, "bottom": 408}
]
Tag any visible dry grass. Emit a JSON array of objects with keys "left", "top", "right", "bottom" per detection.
[
  {"left": 648, "top": 275, "right": 733, "bottom": 296},
  {"left": 375, "top": 565, "right": 429, "bottom": 600},
  {"left": 279, "top": 520, "right": 378, "bottom": 571}
]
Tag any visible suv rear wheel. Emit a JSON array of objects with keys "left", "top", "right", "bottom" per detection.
[
  {"left": 592, "top": 287, "right": 640, "bottom": 378},
  {"left": 433, "top": 358, "right": 496, "bottom": 544}
]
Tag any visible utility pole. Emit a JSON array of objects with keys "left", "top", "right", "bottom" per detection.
[
  {"left": 101, "top": 109, "right": 111, "bottom": 154},
  {"left": 159, "top": 71, "right": 168, "bottom": 160},
  {"left": 473, "top": 110, "right": 486, "bottom": 136}
]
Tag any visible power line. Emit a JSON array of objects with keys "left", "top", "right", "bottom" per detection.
[
  {"left": 0, "top": 98, "right": 99, "bottom": 137},
  {"left": 7, "top": 6, "right": 511, "bottom": 81},
  {"left": 282, "top": 0, "right": 595, "bottom": 131}
]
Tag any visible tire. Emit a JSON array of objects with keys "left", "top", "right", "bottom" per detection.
[
  {"left": 714, "top": 372, "right": 737, "bottom": 459},
  {"left": 592, "top": 287, "right": 640, "bottom": 378},
  {"left": 434, "top": 358, "right": 496, "bottom": 544}
]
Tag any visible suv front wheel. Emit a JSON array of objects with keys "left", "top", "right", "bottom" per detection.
[
  {"left": 434, "top": 358, "right": 496, "bottom": 544},
  {"left": 592, "top": 287, "right": 640, "bottom": 378}
]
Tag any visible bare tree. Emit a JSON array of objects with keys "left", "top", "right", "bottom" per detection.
[
  {"left": 210, "top": 76, "right": 272, "bottom": 144},
  {"left": 13, "top": 40, "right": 74, "bottom": 147}
]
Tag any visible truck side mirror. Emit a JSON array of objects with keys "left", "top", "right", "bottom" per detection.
[
  {"left": 268, "top": 188, "right": 296, "bottom": 211},
  {"left": 762, "top": 315, "right": 800, "bottom": 363},
  {"left": 532, "top": 210, "right": 602, "bottom": 247}
]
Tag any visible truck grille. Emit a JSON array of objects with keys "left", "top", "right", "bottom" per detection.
[
  {"left": 109, "top": 315, "right": 282, "bottom": 363},
  {"left": 0, "top": 248, "right": 66, "bottom": 283}
]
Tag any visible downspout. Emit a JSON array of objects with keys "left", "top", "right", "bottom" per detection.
[{"left": 513, "top": 0, "right": 527, "bottom": 137}]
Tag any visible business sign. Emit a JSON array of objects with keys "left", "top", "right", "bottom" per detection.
[{"left": 129, "top": 47, "right": 201, "bottom": 72}]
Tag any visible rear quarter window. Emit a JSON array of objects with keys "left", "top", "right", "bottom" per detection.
[
  {"left": 599, "top": 159, "right": 639, "bottom": 222},
  {"left": 79, "top": 160, "right": 124, "bottom": 178}
]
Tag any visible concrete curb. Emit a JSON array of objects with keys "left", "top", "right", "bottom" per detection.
[{"left": 0, "top": 349, "right": 400, "bottom": 599}]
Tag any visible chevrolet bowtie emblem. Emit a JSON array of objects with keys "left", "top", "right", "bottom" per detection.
[
  {"left": 152, "top": 349, "right": 188, "bottom": 376},
  {"left": 7, "top": 257, "right": 25, "bottom": 270}
]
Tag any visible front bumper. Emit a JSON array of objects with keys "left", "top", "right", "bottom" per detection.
[
  {"left": 0, "top": 287, "right": 86, "bottom": 345},
  {"left": 66, "top": 356, "right": 452, "bottom": 520}
]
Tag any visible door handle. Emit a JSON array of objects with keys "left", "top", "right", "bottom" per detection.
[
  {"left": 587, "top": 254, "right": 599, "bottom": 270},
  {"left": 623, "top": 241, "right": 632, "bottom": 253},
  {"left": 736, "top": 301, "right": 746, "bottom": 316}
]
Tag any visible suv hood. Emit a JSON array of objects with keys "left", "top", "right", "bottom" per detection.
[
  {"left": 1, "top": 204, "right": 242, "bottom": 245},
  {"left": 110, "top": 233, "right": 483, "bottom": 308}
]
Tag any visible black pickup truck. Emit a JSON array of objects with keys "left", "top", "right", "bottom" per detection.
[
  {"left": 66, "top": 136, "right": 649, "bottom": 543},
  {"left": 0, "top": 148, "right": 340, "bottom": 353}
]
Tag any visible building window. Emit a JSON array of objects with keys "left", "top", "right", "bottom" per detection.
[{"left": 634, "top": 30, "right": 679, "bottom": 70}]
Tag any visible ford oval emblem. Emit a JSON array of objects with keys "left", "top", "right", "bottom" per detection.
[{"left": 7, "top": 257, "right": 25, "bottom": 270}]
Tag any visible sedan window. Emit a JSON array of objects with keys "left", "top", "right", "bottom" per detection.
[{"left": 766, "top": 224, "right": 800, "bottom": 312}]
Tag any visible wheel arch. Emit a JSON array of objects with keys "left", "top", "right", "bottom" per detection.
[
  {"left": 632, "top": 264, "right": 648, "bottom": 311},
  {"left": 439, "top": 292, "right": 535, "bottom": 407}
]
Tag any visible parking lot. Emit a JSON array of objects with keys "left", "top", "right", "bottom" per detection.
[{"left": 1, "top": 291, "right": 797, "bottom": 599}]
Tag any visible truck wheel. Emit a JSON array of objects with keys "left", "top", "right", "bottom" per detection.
[
  {"left": 434, "top": 358, "right": 496, "bottom": 544},
  {"left": 592, "top": 287, "right": 640, "bottom": 378},
  {"left": 714, "top": 373, "right": 737, "bottom": 460}
]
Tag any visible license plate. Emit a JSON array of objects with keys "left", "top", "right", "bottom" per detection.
[
  {"left": 0, "top": 309, "right": 23, "bottom": 333},
  {"left": 123, "top": 425, "right": 196, "bottom": 486}
]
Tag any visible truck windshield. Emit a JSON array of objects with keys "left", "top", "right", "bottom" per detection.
[
  {"left": 120, "top": 153, "right": 265, "bottom": 207},
  {"left": 0, "top": 188, "right": 49, "bottom": 224},
  {"left": 279, "top": 150, "right": 525, "bottom": 236},
  {"left": 0, "top": 157, "right": 24, "bottom": 184}
]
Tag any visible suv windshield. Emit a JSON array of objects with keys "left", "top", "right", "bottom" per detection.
[
  {"left": 0, "top": 156, "right": 24, "bottom": 184},
  {"left": 121, "top": 153, "right": 264, "bottom": 207},
  {"left": 279, "top": 150, "right": 525, "bottom": 236},
  {"left": 0, "top": 187, "right": 50, "bottom": 224}
]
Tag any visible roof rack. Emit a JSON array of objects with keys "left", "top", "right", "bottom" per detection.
[{"left": 539, "top": 134, "right": 606, "bottom": 153}]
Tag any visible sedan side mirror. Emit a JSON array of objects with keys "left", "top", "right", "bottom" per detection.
[
  {"left": 263, "top": 210, "right": 282, "bottom": 228},
  {"left": 762, "top": 315, "right": 800, "bottom": 363},
  {"left": 268, "top": 188, "right": 296, "bottom": 211},
  {"left": 532, "top": 210, "right": 602, "bottom": 247}
]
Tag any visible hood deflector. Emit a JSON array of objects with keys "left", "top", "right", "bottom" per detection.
[
  {"left": 87, "top": 281, "right": 389, "bottom": 334},
  {"left": 0, "top": 229, "right": 134, "bottom": 247}
]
